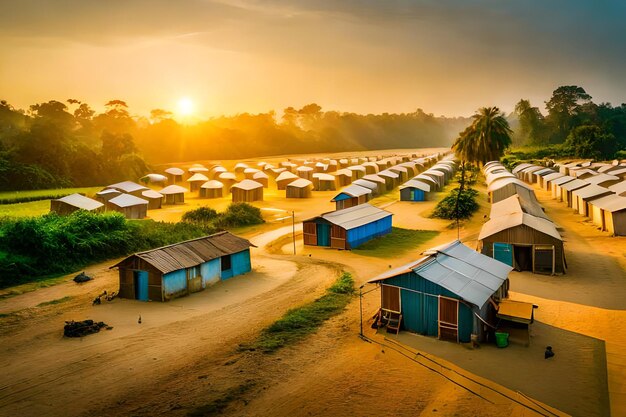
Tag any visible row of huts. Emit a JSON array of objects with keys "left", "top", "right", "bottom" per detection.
[
  {"left": 479, "top": 162, "right": 567, "bottom": 275},
  {"left": 399, "top": 157, "right": 458, "bottom": 202},
  {"left": 513, "top": 161, "right": 626, "bottom": 236}
]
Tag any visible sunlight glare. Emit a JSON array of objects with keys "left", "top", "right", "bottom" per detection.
[{"left": 177, "top": 97, "right": 194, "bottom": 116}]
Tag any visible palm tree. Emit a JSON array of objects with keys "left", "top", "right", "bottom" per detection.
[{"left": 452, "top": 106, "right": 512, "bottom": 166}]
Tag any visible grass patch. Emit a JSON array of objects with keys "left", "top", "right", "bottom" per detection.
[
  {"left": 188, "top": 381, "right": 256, "bottom": 417},
  {"left": 352, "top": 227, "right": 439, "bottom": 258},
  {"left": 36, "top": 296, "right": 73, "bottom": 307},
  {"left": 242, "top": 272, "right": 355, "bottom": 353},
  {"left": 0, "top": 200, "right": 52, "bottom": 218},
  {"left": 0, "top": 187, "right": 102, "bottom": 205}
]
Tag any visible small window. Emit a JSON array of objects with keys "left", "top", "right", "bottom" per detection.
[{"left": 221, "top": 255, "right": 232, "bottom": 271}]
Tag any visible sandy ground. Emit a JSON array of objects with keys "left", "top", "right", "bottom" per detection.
[{"left": 1, "top": 152, "right": 623, "bottom": 417}]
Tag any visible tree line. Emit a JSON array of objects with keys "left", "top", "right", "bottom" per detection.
[
  {"left": 513, "top": 86, "right": 626, "bottom": 159},
  {"left": 0, "top": 99, "right": 468, "bottom": 191}
]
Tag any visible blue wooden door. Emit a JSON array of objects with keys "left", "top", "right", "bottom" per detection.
[
  {"left": 412, "top": 189, "right": 425, "bottom": 201},
  {"left": 317, "top": 224, "right": 331, "bottom": 246},
  {"left": 493, "top": 243, "right": 513, "bottom": 266},
  {"left": 134, "top": 270, "right": 149, "bottom": 301}
]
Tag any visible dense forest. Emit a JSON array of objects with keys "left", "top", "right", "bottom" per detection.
[
  {"left": 511, "top": 86, "right": 626, "bottom": 159},
  {"left": 0, "top": 100, "right": 468, "bottom": 191}
]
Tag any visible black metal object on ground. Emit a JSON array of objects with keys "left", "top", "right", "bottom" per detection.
[
  {"left": 63, "top": 320, "right": 108, "bottom": 337},
  {"left": 73, "top": 272, "right": 93, "bottom": 283}
]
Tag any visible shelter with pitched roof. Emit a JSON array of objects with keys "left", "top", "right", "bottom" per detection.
[{"left": 111, "top": 232, "right": 255, "bottom": 301}]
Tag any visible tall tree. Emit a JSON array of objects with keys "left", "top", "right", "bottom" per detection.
[
  {"left": 514, "top": 99, "right": 546, "bottom": 145},
  {"left": 452, "top": 106, "right": 512, "bottom": 166},
  {"left": 545, "top": 85, "right": 592, "bottom": 142}
]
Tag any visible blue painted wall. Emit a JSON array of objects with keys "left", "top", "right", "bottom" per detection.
[
  {"left": 201, "top": 258, "right": 221, "bottom": 287},
  {"left": 346, "top": 215, "right": 392, "bottom": 248},
  {"left": 384, "top": 272, "right": 475, "bottom": 342},
  {"left": 333, "top": 193, "right": 351, "bottom": 201},
  {"left": 163, "top": 269, "right": 187, "bottom": 298},
  {"left": 412, "top": 189, "right": 425, "bottom": 201},
  {"left": 221, "top": 249, "right": 251, "bottom": 280}
]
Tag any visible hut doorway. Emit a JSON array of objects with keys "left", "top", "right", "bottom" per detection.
[
  {"left": 303, "top": 222, "right": 317, "bottom": 246},
  {"left": 533, "top": 245, "right": 555, "bottom": 275},
  {"left": 317, "top": 223, "right": 331, "bottom": 246},
  {"left": 493, "top": 243, "right": 513, "bottom": 266},
  {"left": 133, "top": 270, "right": 149, "bottom": 301},
  {"left": 438, "top": 296, "right": 459, "bottom": 342},
  {"left": 330, "top": 225, "right": 347, "bottom": 249},
  {"left": 187, "top": 265, "right": 203, "bottom": 293},
  {"left": 513, "top": 245, "right": 533, "bottom": 271}
]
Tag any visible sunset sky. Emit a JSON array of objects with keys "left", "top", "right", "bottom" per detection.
[{"left": 1, "top": 1, "right": 625, "bottom": 118}]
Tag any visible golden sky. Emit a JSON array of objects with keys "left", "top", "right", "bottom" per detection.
[{"left": 1, "top": 1, "right": 625, "bottom": 118}]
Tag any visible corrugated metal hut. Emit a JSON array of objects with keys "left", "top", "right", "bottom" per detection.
[
  {"left": 312, "top": 173, "right": 337, "bottom": 191},
  {"left": 165, "top": 167, "right": 184, "bottom": 184},
  {"left": 244, "top": 168, "right": 261, "bottom": 180},
  {"left": 302, "top": 203, "right": 392, "bottom": 249},
  {"left": 550, "top": 175, "right": 575, "bottom": 201},
  {"left": 388, "top": 166, "right": 409, "bottom": 183},
  {"left": 111, "top": 232, "right": 255, "bottom": 301},
  {"left": 421, "top": 170, "right": 446, "bottom": 190},
  {"left": 187, "top": 173, "right": 209, "bottom": 192},
  {"left": 362, "top": 174, "right": 387, "bottom": 194},
  {"left": 399, "top": 179, "right": 431, "bottom": 201},
  {"left": 584, "top": 173, "right": 621, "bottom": 188},
  {"left": 479, "top": 201, "right": 566, "bottom": 274},
  {"left": 199, "top": 180, "right": 224, "bottom": 198},
  {"left": 276, "top": 171, "right": 300, "bottom": 190},
  {"left": 334, "top": 169, "right": 353, "bottom": 187},
  {"left": 378, "top": 170, "right": 400, "bottom": 190},
  {"left": 234, "top": 162, "right": 249, "bottom": 173},
  {"left": 541, "top": 172, "right": 565, "bottom": 191},
  {"left": 347, "top": 165, "right": 366, "bottom": 180},
  {"left": 210, "top": 166, "right": 227, "bottom": 179},
  {"left": 487, "top": 177, "right": 535, "bottom": 204},
  {"left": 559, "top": 179, "right": 590, "bottom": 207},
  {"left": 252, "top": 171, "right": 269, "bottom": 187},
  {"left": 106, "top": 194, "right": 149, "bottom": 219},
  {"left": 231, "top": 179, "right": 264, "bottom": 202},
  {"left": 141, "top": 189, "right": 164, "bottom": 209},
  {"left": 286, "top": 178, "right": 313, "bottom": 198},
  {"left": 106, "top": 181, "right": 149, "bottom": 197},
  {"left": 589, "top": 194, "right": 626, "bottom": 235},
  {"left": 367, "top": 240, "right": 512, "bottom": 343},
  {"left": 362, "top": 162, "right": 379, "bottom": 175},
  {"left": 353, "top": 179, "right": 379, "bottom": 196},
  {"left": 296, "top": 166, "right": 314, "bottom": 180},
  {"left": 608, "top": 181, "right": 626, "bottom": 196},
  {"left": 96, "top": 188, "right": 122, "bottom": 203},
  {"left": 160, "top": 185, "right": 188, "bottom": 204},
  {"left": 413, "top": 173, "right": 440, "bottom": 192},
  {"left": 571, "top": 184, "right": 613, "bottom": 216},
  {"left": 331, "top": 184, "right": 372, "bottom": 210},
  {"left": 50, "top": 194, "right": 104, "bottom": 215}
]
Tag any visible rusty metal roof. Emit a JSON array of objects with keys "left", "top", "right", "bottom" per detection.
[{"left": 110, "top": 231, "right": 255, "bottom": 274}]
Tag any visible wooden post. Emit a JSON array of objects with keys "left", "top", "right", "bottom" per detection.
[{"left": 292, "top": 211, "right": 296, "bottom": 255}]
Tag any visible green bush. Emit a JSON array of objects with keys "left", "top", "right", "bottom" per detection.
[
  {"left": 216, "top": 203, "right": 264, "bottom": 228},
  {"left": 431, "top": 188, "right": 479, "bottom": 220}
]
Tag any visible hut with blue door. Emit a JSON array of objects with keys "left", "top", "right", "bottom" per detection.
[
  {"left": 368, "top": 240, "right": 512, "bottom": 343},
  {"left": 399, "top": 179, "right": 431, "bottom": 201},
  {"left": 303, "top": 203, "right": 392, "bottom": 250},
  {"left": 111, "top": 231, "right": 255, "bottom": 301}
]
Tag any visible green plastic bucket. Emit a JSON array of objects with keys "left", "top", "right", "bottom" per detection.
[{"left": 495, "top": 331, "right": 509, "bottom": 348}]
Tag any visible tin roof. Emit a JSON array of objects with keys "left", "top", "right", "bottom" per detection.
[
  {"left": 108, "top": 193, "right": 149, "bottom": 208},
  {"left": 353, "top": 179, "right": 379, "bottom": 191},
  {"left": 399, "top": 179, "right": 431, "bottom": 192},
  {"left": 165, "top": 167, "right": 185, "bottom": 176},
  {"left": 55, "top": 193, "right": 104, "bottom": 211},
  {"left": 307, "top": 203, "right": 392, "bottom": 230},
  {"left": 571, "top": 184, "right": 612, "bottom": 200},
  {"left": 560, "top": 179, "right": 590, "bottom": 191},
  {"left": 188, "top": 173, "right": 209, "bottom": 182},
  {"left": 276, "top": 171, "right": 299, "bottom": 181},
  {"left": 551, "top": 175, "right": 575, "bottom": 186},
  {"left": 201, "top": 180, "right": 224, "bottom": 189},
  {"left": 141, "top": 189, "right": 164, "bottom": 199},
  {"left": 369, "top": 240, "right": 511, "bottom": 308},
  {"left": 479, "top": 212, "right": 562, "bottom": 241},
  {"left": 110, "top": 231, "right": 255, "bottom": 274},
  {"left": 107, "top": 181, "right": 148, "bottom": 193},
  {"left": 232, "top": 179, "right": 263, "bottom": 190},
  {"left": 331, "top": 184, "right": 372, "bottom": 200},
  {"left": 589, "top": 194, "right": 626, "bottom": 212},
  {"left": 287, "top": 178, "right": 313, "bottom": 188},
  {"left": 160, "top": 185, "right": 189, "bottom": 194},
  {"left": 487, "top": 177, "right": 533, "bottom": 192}
]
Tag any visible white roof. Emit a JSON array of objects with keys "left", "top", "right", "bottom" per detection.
[
  {"left": 489, "top": 194, "right": 549, "bottom": 220},
  {"left": 551, "top": 175, "right": 575, "bottom": 186},
  {"left": 200, "top": 180, "right": 224, "bottom": 189},
  {"left": 160, "top": 185, "right": 188, "bottom": 194},
  {"left": 479, "top": 212, "right": 562, "bottom": 241},
  {"left": 486, "top": 171, "right": 515, "bottom": 185},
  {"left": 543, "top": 172, "right": 565, "bottom": 182},
  {"left": 276, "top": 171, "right": 299, "bottom": 181},
  {"left": 332, "top": 184, "right": 372, "bottom": 199},
  {"left": 347, "top": 165, "right": 366, "bottom": 172},
  {"left": 608, "top": 181, "right": 626, "bottom": 195},
  {"left": 141, "top": 173, "right": 167, "bottom": 183},
  {"left": 142, "top": 189, "right": 164, "bottom": 199},
  {"left": 378, "top": 170, "right": 399, "bottom": 179},
  {"left": 187, "top": 173, "right": 209, "bottom": 182},
  {"left": 107, "top": 181, "right": 148, "bottom": 193},
  {"left": 234, "top": 162, "right": 249, "bottom": 169},
  {"left": 399, "top": 179, "right": 431, "bottom": 192},
  {"left": 244, "top": 168, "right": 260, "bottom": 174},
  {"left": 218, "top": 172, "right": 236, "bottom": 180},
  {"left": 211, "top": 166, "right": 227, "bottom": 173},
  {"left": 571, "top": 184, "right": 612, "bottom": 200},
  {"left": 108, "top": 193, "right": 149, "bottom": 208},
  {"left": 487, "top": 177, "right": 532, "bottom": 192},
  {"left": 311, "top": 203, "right": 392, "bottom": 230},
  {"left": 589, "top": 194, "right": 626, "bottom": 212},
  {"left": 533, "top": 168, "right": 555, "bottom": 177},
  {"left": 232, "top": 179, "right": 263, "bottom": 190},
  {"left": 560, "top": 179, "right": 590, "bottom": 191},
  {"left": 165, "top": 167, "right": 184, "bottom": 176},
  {"left": 253, "top": 171, "right": 269, "bottom": 180},
  {"left": 423, "top": 169, "right": 445, "bottom": 178},
  {"left": 312, "top": 173, "right": 335, "bottom": 181},
  {"left": 512, "top": 163, "right": 533, "bottom": 174},
  {"left": 389, "top": 166, "right": 408, "bottom": 174},
  {"left": 415, "top": 173, "right": 437, "bottom": 184},
  {"left": 188, "top": 166, "right": 209, "bottom": 173},
  {"left": 96, "top": 189, "right": 121, "bottom": 196},
  {"left": 287, "top": 178, "right": 313, "bottom": 188},
  {"left": 584, "top": 173, "right": 619, "bottom": 186},
  {"left": 362, "top": 174, "right": 386, "bottom": 184},
  {"left": 297, "top": 166, "right": 314, "bottom": 172},
  {"left": 353, "top": 179, "right": 378, "bottom": 191},
  {"left": 369, "top": 240, "right": 511, "bottom": 308},
  {"left": 334, "top": 169, "right": 353, "bottom": 177},
  {"left": 55, "top": 194, "right": 103, "bottom": 211}
]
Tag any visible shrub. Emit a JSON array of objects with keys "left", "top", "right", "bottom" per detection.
[
  {"left": 431, "top": 188, "right": 479, "bottom": 220},
  {"left": 217, "top": 203, "right": 264, "bottom": 228}
]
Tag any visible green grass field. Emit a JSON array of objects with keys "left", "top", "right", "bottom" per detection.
[
  {"left": 353, "top": 227, "right": 439, "bottom": 258},
  {"left": 0, "top": 187, "right": 102, "bottom": 205},
  {"left": 0, "top": 200, "right": 52, "bottom": 218}
]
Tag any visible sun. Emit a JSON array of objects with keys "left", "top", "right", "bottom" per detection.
[{"left": 177, "top": 97, "right": 194, "bottom": 117}]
